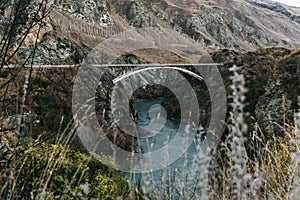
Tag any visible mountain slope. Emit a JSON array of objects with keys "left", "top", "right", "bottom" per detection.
[
  {"left": 1, "top": 0, "right": 300, "bottom": 64},
  {"left": 110, "top": 0, "right": 300, "bottom": 51},
  {"left": 246, "top": 0, "right": 300, "bottom": 23}
]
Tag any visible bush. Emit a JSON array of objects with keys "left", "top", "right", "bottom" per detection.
[{"left": 0, "top": 138, "right": 130, "bottom": 199}]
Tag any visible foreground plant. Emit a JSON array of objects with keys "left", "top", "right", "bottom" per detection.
[{"left": 0, "top": 137, "right": 130, "bottom": 199}]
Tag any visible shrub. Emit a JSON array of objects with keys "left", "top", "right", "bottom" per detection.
[{"left": 0, "top": 138, "right": 130, "bottom": 199}]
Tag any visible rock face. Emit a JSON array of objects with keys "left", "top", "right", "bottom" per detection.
[
  {"left": 18, "top": 32, "right": 88, "bottom": 65},
  {"left": 213, "top": 47, "right": 299, "bottom": 137},
  {"left": 53, "top": 0, "right": 113, "bottom": 27},
  {"left": 254, "top": 49, "right": 299, "bottom": 136}
]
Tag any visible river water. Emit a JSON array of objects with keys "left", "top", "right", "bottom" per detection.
[{"left": 121, "top": 98, "right": 208, "bottom": 198}]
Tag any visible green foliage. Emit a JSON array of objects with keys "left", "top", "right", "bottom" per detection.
[
  {"left": 0, "top": 138, "right": 130, "bottom": 199},
  {"left": 88, "top": 172, "right": 129, "bottom": 199}
]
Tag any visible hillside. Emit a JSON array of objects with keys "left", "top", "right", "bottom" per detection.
[{"left": 1, "top": 0, "right": 300, "bottom": 65}]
